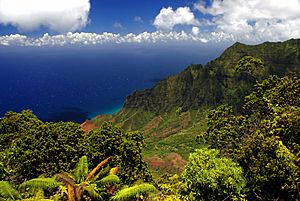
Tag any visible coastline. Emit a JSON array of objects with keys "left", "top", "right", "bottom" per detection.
[{"left": 87, "top": 103, "right": 123, "bottom": 120}]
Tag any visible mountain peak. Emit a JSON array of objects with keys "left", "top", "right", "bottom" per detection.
[{"left": 123, "top": 38, "right": 300, "bottom": 114}]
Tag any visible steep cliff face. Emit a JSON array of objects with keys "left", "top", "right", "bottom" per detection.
[
  {"left": 124, "top": 39, "right": 300, "bottom": 114},
  {"left": 88, "top": 39, "right": 300, "bottom": 174}
]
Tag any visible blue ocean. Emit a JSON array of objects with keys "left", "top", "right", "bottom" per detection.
[{"left": 0, "top": 42, "right": 225, "bottom": 123}]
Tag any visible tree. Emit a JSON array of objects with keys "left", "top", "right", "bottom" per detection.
[
  {"left": 235, "top": 56, "right": 265, "bottom": 79},
  {"left": 54, "top": 155, "right": 119, "bottom": 201},
  {"left": 181, "top": 148, "right": 247, "bottom": 201},
  {"left": 0, "top": 110, "right": 42, "bottom": 152},
  {"left": 199, "top": 74, "right": 300, "bottom": 200},
  {"left": 151, "top": 174, "right": 183, "bottom": 201},
  {"left": 237, "top": 134, "right": 299, "bottom": 200},
  {"left": 0, "top": 111, "right": 152, "bottom": 187},
  {"left": 19, "top": 155, "right": 120, "bottom": 201},
  {"left": 1, "top": 114, "right": 85, "bottom": 182},
  {"left": 84, "top": 122, "right": 152, "bottom": 184},
  {"left": 197, "top": 104, "right": 248, "bottom": 156},
  {"left": 1, "top": 155, "right": 155, "bottom": 201}
]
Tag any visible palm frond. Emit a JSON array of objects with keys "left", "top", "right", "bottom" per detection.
[
  {"left": 55, "top": 172, "right": 75, "bottom": 187},
  {"left": 57, "top": 185, "right": 68, "bottom": 197},
  {"left": 84, "top": 184, "right": 104, "bottom": 201},
  {"left": 99, "top": 175, "right": 120, "bottom": 186},
  {"left": 110, "top": 183, "right": 156, "bottom": 201},
  {"left": 20, "top": 178, "right": 62, "bottom": 190},
  {"left": 0, "top": 181, "right": 21, "bottom": 200},
  {"left": 73, "top": 155, "right": 89, "bottom": 184},
  {"left": 86, "top": 157, "right": 112, "bottom": 182},
  {"left": 67, "top": 184, "right": 75, "bottom": 201},
  {"left": 90, "top": 166, "right": 111, "bottom": 183}
]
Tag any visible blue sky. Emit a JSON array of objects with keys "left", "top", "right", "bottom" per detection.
[
  {"left": 0, "top": 0, "right": 206, "bottom": 35},
  {"left": 0, "top": 0, "right": 300, "bottom": 46},
  {"left": 86, "top": 0, "right": 198, "bottom": 34}
]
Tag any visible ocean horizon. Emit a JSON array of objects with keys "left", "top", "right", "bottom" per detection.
[{"left": 0, "top": 42, "right": 226, "bottom": 123}]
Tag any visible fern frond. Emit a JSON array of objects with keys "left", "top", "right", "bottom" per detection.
[
  {"left": 110, "top": 183, "right": 156, "bottom": 201},
  {"left": 73, "top": 155, "right": 89, "bottom": 184},
  {"left": 84, "top": 184, "right": 103, "bottom": 201},
  {"left": 99, "top": 175, "right": 120, "bottom": 186},
  {"left": 0, "top": 181, "right": 21, "bottom": 200},
  {"left": 86, "top": 157, "right": 112, "bottom": 182},
  {"left": 20, "top": 178, "right": 62, "bottom": 190},
  {"left": 55, "top": 172, "right": 75, "bottom": 187}
]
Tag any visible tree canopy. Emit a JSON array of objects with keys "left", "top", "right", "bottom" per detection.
[
  {"left": 181, "top": 148, "right": 246, "bottom": 201},
  {"left": 0, "top": 111, "right": 151, "bottom": 186},
  {"left": 199, "top": 73, "right": 300, "bottom": 200}
]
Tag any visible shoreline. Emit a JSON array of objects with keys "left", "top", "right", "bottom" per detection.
[{"left": 87, "top": 104, "right": 123, "bottom": 120}]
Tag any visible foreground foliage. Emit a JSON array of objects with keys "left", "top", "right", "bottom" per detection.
[
  {"left": 182, "top": 148, "right": 246, "bottom": 201},
  {"left": 84, "top": 122, "right": 152, "bottom": 184},
  {"left": 0, "top": 181, "right": 22, "bottom": 201},
  {"left": 0, "top": 111, "right": 85, "bottom": 182},
  {"left": 0, "top": 155, "right": 156, "bottom": 201},
  {"left": 111, "top": 183, "right": 156, "bottom": 201},
  {"left": 0, "top": 113, "right": 150, "bottom": 185},
  {"left": 199, "top": 73, "right": 300, "bottom": 200}
]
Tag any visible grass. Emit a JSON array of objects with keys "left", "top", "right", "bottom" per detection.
[{"left": 91, "top": 106, "right": 211, "bottom": 176}]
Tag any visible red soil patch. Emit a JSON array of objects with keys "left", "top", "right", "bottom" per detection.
[
  {"left": 145, "top": 153, "right": 186, "bottom": 173},
  {"left": 145, "top": 155, "right": 165, "bottom": 169},
  {"left": 165, "top": 153, "right": 186, "bottom": 172},
  {"left": 81, "top": 120, "right": 98, "bottom": 133}
]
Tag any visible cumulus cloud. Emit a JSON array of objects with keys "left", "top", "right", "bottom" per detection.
[
  {"left": 153, "top": 7, "right": 199, "bottom": 31},
  {"left": 0, "top": 31, "right": 226, "bottom": 46},
  {"left": 194, "top": 0, "right": 300, "bottom": 42},
  {"left": 0, "top": 0, "right": 90, "bottom": 33},
  {"left": 192, "top": 26, "right": 200, "bottom": 35}
]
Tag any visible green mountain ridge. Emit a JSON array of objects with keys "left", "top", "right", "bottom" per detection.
[
  {"left": 124, "top": 39, "right": 300, "bottom": 113},
  {"left": 86, "top": 38, "right": 300, "bottom": 174}
]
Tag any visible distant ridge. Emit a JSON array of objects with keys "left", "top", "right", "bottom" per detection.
[{"left": 123, "top": 38, "right": 300, "bottom": 114}]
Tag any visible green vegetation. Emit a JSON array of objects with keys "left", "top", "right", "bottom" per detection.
[
  {"left": 182, "top": 148, "right": 247, "bottom": 201},
  {"left": 0, "top": 181, "right": 22, "bottom": 200},
  {"left": 84, "top": 122, "right": 152, "bottom": 184},
  {"left": 0, "top": 155, "right": 155, "bottom": 201},
  {"left": 88, "top": 39, "right": 300, "bottom": 176},
  {"left": 111, "top": 184, "right": 156, "bottom": 201},
  {"left": 1, "top": 39, "right": 300, "bottom": 200},
  {"left": 199, "top": 73, "right": 300, "bottom": 200},
  {"left": 53, "top": 155, "right": 113, "bottom": 201},
  {"left": 0, "top": 110, "right": 85, "bottom": 182},
  {"left": 234, "top": 55, "right": 265, "bottom": 78}
]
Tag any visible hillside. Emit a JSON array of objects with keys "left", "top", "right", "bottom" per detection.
[{"left": 83, "top": 38, "right": 300, "bottom": 174}]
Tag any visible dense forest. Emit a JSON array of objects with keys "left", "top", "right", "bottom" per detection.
[{"left": 0, "top": 40, "right": 300, "bottom": 200}]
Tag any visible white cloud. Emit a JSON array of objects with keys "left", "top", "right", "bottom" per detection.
[
  {"left": 194, "top": 0, "right": 300, "bottom": 42},
  {"left": 0, "top": 0, "right": 90, "bottom": 33},
  {"left": 192, "top": 26, "right": 200, "bottom": 35},
  {"left": 134, "top": 16, "right": 143, "bottom": 23},
  {"left": 0, "top": 31, "right": 227, "bottom": 46},
  {"left": 153, "top": 7, "right": 199, "bottom": 31},
  {"left": 113, "top": 22, "right": 125, "bottom": 29}
]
